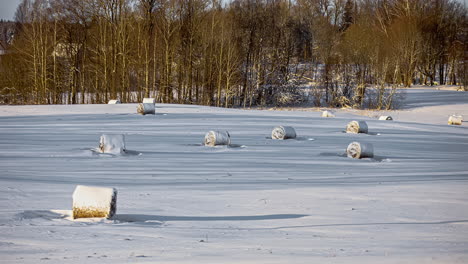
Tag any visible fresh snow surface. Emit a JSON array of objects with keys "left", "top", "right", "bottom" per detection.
[{"left": 0, "top": 88, "right": 467, "bottom": 263}]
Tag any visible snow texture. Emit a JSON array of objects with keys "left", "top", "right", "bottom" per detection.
[
  {"left": 107, "top": 100, "right": 121, "bottom": 104},
  {"left": 0, "top": 87, "right": 467, "bottom": 263},
  {"left": 72, "top": 185, "right": 117, "bottom": 219},
  {"left": 271, "top": 126, "right": 297, "bottom": 140}
]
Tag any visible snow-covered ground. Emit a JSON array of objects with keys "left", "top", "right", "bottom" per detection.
[{"left": 0, "top": 88, "right": 467, "bottom": 263}]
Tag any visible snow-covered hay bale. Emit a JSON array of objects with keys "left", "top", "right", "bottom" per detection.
[
  {"left": 142, "top": 98, "right": 156, "bottom": 104},
  {"left": 346, "top": 120, "right": 368, "bottom": 134},
  {"left": 72, "top": 185, "right": 117, "bottom": 219},
  {"left": 99, "top": 134, "right": 126, "bottom": 154},
  {"left": 346, "top": 142, "right": 374, "bottom": 159},
  {"left": 448, "top": 115, "right": 463, "bottom": 125},
  {"left": 108, "top": 100, "right": 121, "bottom": 104},
  {"left": 137, "top": 103, "right": 155, "bottom": 115},
  {"left": 204, "top": 131, "right": 231, "bottom": 146},
  {"left": 271, "top": 126, "right": 297, "bottom": 140},
  {"left": 322, "top": 110, "right": 335, "bottom": 118},
  {"left": 379, "top": 116, "right": 393, "bottom": 121}
]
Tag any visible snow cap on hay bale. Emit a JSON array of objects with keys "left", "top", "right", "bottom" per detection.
[
  {"left": 448, "top": 115, "right": 463, "bottom": 125},
  {"left": 346, "top": 141, "right": 374, "bottom": 159},
  {"left": 137, "top": 103, "right": 156, "bottom": 115},
  {"left": 271, "top": 126, "right": 297, "bottom": 140},
  {"left": 379, "top": 116, "right": 393, "bottom": 121},
  {"left": 72, "top": 185, "right": 117, "bottom": 219},
  {"left": 142, "top": 98, "right": 156, "bottom": 104},
  {"left": 346, "top": 120, "right": 368, "bottom": 134},
  {"left": 99, "top": 134, "right": 126, "bottom": 154},
  {"left": 108, "top": 99, "right": 121, "bottom": 104},
  {"left": 204, "top": 131, "right": 231, "bottom": 146},
  {"left": 322, "top": 110, "right": 335, "bottom": 117}
]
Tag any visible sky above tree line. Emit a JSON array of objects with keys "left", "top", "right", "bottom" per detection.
[{"left": 0, "top": 0, "right": 467, "bottom": 21}]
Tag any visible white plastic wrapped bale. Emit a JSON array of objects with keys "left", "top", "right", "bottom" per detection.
[
  {"left": 346, "top": 142, "right": 374, "bottom": 159},
  {"left": 271, "top": 126, "right": 297, "bottom": 140},
  {"left": 142, "top": 98, "right": 156, "bottom": 104},
  {"left": 448, "top": 115, "right": 463, "bottom": 125},
  {"left": 137, "top": 103, "right": 156, "bottom": 115},
  {"left": 322, "top": 110, "right": 335, "bottom": 117},
  {"left": 72, "top": 185, "right": 117, "bottom": 219},
  {"left": 346, "top": 120, "right": 368, "bottom": 134},
  {"left": 108, "top": 99, "right": 121, "bottom": 104},
  {"left": 99, "top": 134, "right": 126, "bottom": 154},
  {"left": 204, "top": 131, "right": 231, "bottom": 146},
  {"left": 379, "top": 116, "right": 393, "bottom": 121}
]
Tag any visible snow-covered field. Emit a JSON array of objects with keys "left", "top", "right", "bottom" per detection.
[{"left": 0, "top": 88, "right": 467, "bottom": 263}]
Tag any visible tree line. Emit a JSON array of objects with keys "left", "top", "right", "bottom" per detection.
[{"left": 0, "top": 0, "right": 466, "bottom": 109}]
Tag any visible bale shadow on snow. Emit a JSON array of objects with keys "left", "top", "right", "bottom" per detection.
[
  {"left": 89, "top": 148, "right": 142, "bottom": 157},
  {"left": 340, "top": 131, "right": 381, "bottom": 136},
  {"left": 113, "top": 213, "right": 308, "bottom": 225},
  {"left": 265, "top": 136, "right": 315, "bottom": 141},
  {"left": 16, "top": 210, "right": 67, "bottom": 221},
  {"left": 318, "top": 152, "right": 390, "bottom": 162}
]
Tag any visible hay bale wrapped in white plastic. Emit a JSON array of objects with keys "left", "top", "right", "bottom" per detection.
[
  {"left": 322, "top": 110, "right": 335, "bottom": 117},
  {"left": 379, "top": 116, "right": 393, "bottom": 121},
  {"left": 271, "top": 126, "right": 297, "bottom": 140},
  {"left": 108, "top": 99, "right": 121, "bottom": 104},
  {"left": 137, "top": 103, "right": 155, "bottom": 115},
  {"left": 99, "top": 134, "right": 126, "bottom": 154},
  {"left": 346, "top": 142, "right": 374, "bottom": 159},
  {"left": 448, "top": 115, "right": 463, "bottom": 125},
  {"left": 142, "top": 98, "right": 156, "bottom": 104},
  {"left": 72, "top": 185, "right": 117, "bottom": 219},
  {"left": 346, "top": 120, "right": 368, "bottom": 134},
  {"left": 204, "top": 131, "right": 231, "bottom": 146}
]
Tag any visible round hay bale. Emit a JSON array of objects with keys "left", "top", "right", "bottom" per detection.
[
  {"left": 99, "top": 134, "right": 126, "bottom": 154},
  {"left": 108, "top": 100, "right": 121, "bottom": 104},
  {"left": 204, "top": 131, "right": 231, "bottom": 146},
  {"left": 137, "top": 103, "right": 156, "bottom": 115},
  {"left": 346, "top": 142, "right": 374, "bottom": 159},
  {"left": 322, "top": 110, "right": 335, "bottom": 118},
  {"left": 142, "top": 98, "right": 156, "bottom": 104},
  {"left": 72, "top": 185, "right": 117, "bottom": 219},
  {"left": 379, "top": 116, "right": 393, "bottom": 121},
  {"left": 271, "top": 126, "right": 297, "bottom": 140},
  {"left": 346, "top": 120, "right": 368, "bottom": 134},
  {"left": 448, "top": 115, "right": 463, "bottom": 125}
]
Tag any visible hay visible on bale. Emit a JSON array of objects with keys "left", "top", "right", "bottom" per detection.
[
  {"left": 99, "top": 134, "right": 126, "bottom": 154},
  {"left": 204, "top": 131, "right": 231, "bottom": 146},
  {"left": 72, "top": 185, "right": 117, "bottom": 219},
  {"left": 346, "top": 120, "right": 368, "bottom": 134},
  {"left": 108, "top": 100, "right": 121, "bottom": 104},
  {"left": 142, "top": 98, "right": 156, "bottom": 104},
  {"left": 379, "top": 116, "right": 393, "bottom": 121},
  {"left": 271, "top": 126, "right": 297, "bottom": 140},
  {"left": 448, "top": 115, "right": 463, "bottom": 125},
  {"left": 322, "top": 110, "right": 335, "bottom": 117},
  {"left": 346, "top": 141, "right": 374, "bottom": 159},
  {"left": 137, "top": 103, "right": 156, "bottom": 115}
]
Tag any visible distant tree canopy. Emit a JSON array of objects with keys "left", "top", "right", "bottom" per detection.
[{"left": 0, "top": 0, "right": 466, "bottom": 109}]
